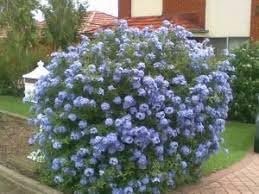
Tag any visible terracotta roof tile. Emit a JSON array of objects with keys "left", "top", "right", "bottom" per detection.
[
  {"left": 79, "top": 11, "right": 117, "bottom": 34},
  {"left": 126, "top": 13, "right": 206, "bottom": 32},
  {"left": 79, "top": 11, "right": 205, "bottom": 34}
]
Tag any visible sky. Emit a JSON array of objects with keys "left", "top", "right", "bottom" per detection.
[{"left": 35, "top": 0, "right": 118, "bottom": 21}]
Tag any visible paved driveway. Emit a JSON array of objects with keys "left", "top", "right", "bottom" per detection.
[{"left": 173, "top": 152, "right": 259, "bottom": 194}]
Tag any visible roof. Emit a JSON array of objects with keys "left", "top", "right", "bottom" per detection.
[
  {"left": 79, "top": 11, "right": 117, "bottom": 34},
  {"left": 126, "top": 13, "right": 206, "bottom": 33},
  {"left": 23, "top": 61, "right": 49, "bottom": 80},
  {"left": 78, "top": 11, "right": 206, "bottom": 34}
]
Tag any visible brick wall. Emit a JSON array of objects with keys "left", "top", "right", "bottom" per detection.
[
  {"left": 163, "top": 0, "right": 206, "bottom": 28},
  {"left": 118, "top": 0, "right": 206, "bottom": 28},
  {"left": 251, "top": 0, "right": 259, "bottom": 41}
]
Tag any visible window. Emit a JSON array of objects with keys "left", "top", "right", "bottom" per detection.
[{"left": 131, "top": 0, "right": 163, "bottom": 17}]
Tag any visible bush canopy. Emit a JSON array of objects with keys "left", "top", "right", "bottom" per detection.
[{"left": 30, "top": 21, "right": 233, "bottom": 194}]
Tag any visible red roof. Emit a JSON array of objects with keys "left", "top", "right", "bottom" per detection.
[
  {"left": 79, "top": 11, "right": 117, "bottom": 34},
  {"left": 126, "top": 13, "right": 206, "bottom": 32}
]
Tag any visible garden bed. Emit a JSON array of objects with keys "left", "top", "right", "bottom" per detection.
[
  {"left": 0, "top": 113, "right": 38, "bottom": 179},
  {"left": 0, "top": 109, "right": 255, "bottom": 193},
  {"left": 0, "top": 111, "right": 255, "bottom": 179}
]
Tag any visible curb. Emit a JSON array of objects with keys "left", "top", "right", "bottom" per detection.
[
  {"left": 0, "top": 164, "right": 62, "bottom": 194},
  {"left": 0, "top": 109, "right": 28, "bottom": 120}
]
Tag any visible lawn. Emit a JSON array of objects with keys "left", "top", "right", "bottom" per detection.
[
  {"left": 202, "top": 121, "right": 255, "bottom": 175},
  {"left": 0, "top": 95, "right": 256, "bottom": 176},
  {"left": 0, "top": 95, "right": 31, "bottom": 117}
]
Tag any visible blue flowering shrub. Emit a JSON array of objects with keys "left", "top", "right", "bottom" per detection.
[{"left": 30, "top": 21, "right": 233, "bottom": 194}]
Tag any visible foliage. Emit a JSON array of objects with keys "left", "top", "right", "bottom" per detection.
[
  {"left": 0, "top": 0, "right": 49, "bottom": 96},
  {"left": 40, "top": 0, "right": 88, "bottom": 50},
  {"left": 30, "top": 21, "right": 233, "bottom": 194},
  {"left": 229, "top": 43, "right": 259, "bottom": 123},
  {"left": 0, "top": 0, "right": 38, "bottom": 46},
  {"left": 0, "top": 39, "right": 51, "bottom": 96}
]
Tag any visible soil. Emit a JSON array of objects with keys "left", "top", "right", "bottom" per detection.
[{"left": 0, "top": 113, "right": 39, "bottom": 180}]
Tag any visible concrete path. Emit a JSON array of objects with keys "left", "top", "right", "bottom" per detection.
[{"left": 173, "top": 152, "right": 259, "bottom": 194}]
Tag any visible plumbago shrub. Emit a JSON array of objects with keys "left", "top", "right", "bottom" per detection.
[{"left": 29, "top": 21, "right": 233, "bottom": 194}]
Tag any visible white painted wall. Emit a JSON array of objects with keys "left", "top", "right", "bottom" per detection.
[
  {"left": 131, "top": 0, "right": 162, "bottom": 17},
  {"left": 205, "top": 0, "right": 252, "bottom": 37}
]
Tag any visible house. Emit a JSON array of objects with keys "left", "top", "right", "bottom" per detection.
[{"left": 118, "top": 0, "right": 259, "bottom": 53}]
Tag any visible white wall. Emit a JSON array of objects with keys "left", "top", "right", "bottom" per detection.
[
  {"left": 131, "top": 0, "right": 162, "bottom": 17},
  {"left": 206, "top": 0, "right": 252, "bottom": 37}
]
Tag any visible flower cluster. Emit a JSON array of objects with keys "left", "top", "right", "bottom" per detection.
[{"left": 30, "top": 20, "right": 233, "bottom": 194}]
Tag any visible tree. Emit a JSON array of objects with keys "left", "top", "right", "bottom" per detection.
[
  {"left": 0, "top": 0, "right": 47, "bottom": 96},
  {"left": 40, "top": 0, "right": 88, "bottom": 50},
  {"left": 0, "top": 0, "right": 38, "bottom": 48}
]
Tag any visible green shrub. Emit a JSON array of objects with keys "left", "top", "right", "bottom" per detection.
[
  {"left": 0, "top": 38, "right": 50, "bottom": 96},
  {"left": 229, "top": 43, "right": 259, "bottom": 123}
]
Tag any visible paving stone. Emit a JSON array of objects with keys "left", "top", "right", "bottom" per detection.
[{"left": 172, "top": 153, "right": 259, "bottom": 194}]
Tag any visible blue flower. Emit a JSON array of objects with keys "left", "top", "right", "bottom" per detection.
[
  {"left": 139, "top": 103, "right": 149, "bottom": 112},
  {"left": 137, "top": 155, "right": 148, "bottom": 169},
  {"left": 172, "top": 75, "right": 187, "bottom": 85},
  {"left": 105, "top": 118, "right": 114, "bottom": 126},
  {"left": 123, "top": 96, "right": 136, "bottom": 109},
  {"left": 71, "top": 131, "right": 82, "bottom": 141},
  {"left": 109, "top": 157, "right": 119, "bottom": 166},
  {"left": 68, "top": 113, "right": 77, "bottom": 121},
  {"left": 101, "top": 102, "right": 110, "bottom": 111},
  {"left": 124, "top": 186, "right": 134, "bottom": 194},
  {"left": 181, "top": 146, "right": 191, "bottom": 156},
  {"left": 73, "top": 96, "right": 89, "bottom": 108},
  {"left": 54, "top": 175, "right": 64, "bottom": 184},
  {"left": 164, "top": 107, "right": 174, "bottom": 115},
  {"left": 181, "top": 161, "right": 188, "bottom": 169},
  {"left": 78, "top": 120, "right": 87, "bottom": 129},
  {"left": 53, "top": 126, "right": 67, "bottom": 134},
  {"left": 90, "top": 127, "right": 98, "bottom": 134},
  {"left": 52, "top": 158, "right": 65, "bottom": 171},
  {"left": 64, "top": 104, "right": 72, "bottom": 112},
  {"left": 136, "top": 112, "right": 145, "bottom": 120},
  {"left": 52, "top": 140, "right": 62, "bottom": 149},
  {"left": 113, "top": 96, "right": 122, "bottom": 105},
  {"left": 84, "top": 168, "right": 94, "bottom": 177}
]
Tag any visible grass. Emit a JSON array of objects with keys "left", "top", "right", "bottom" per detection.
[
  {"left": 0, "top": 95, "right": 255, "bottom": 176},
  {"left": 202, "top": 121, "right": 255, "bottom": 175},
  {"left": 0, "top": 95, "right": 31, "bottom": 117}
]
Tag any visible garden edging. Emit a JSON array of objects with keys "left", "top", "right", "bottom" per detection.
[
  {"left": 0, "top": 109, "right": 28, "bottom": 120},
  {"left": 0, "top": 164, "right": 61, "bottom": 194},
  {"left": 0, "top": 110, "right": 62, "bottom": 194}
]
